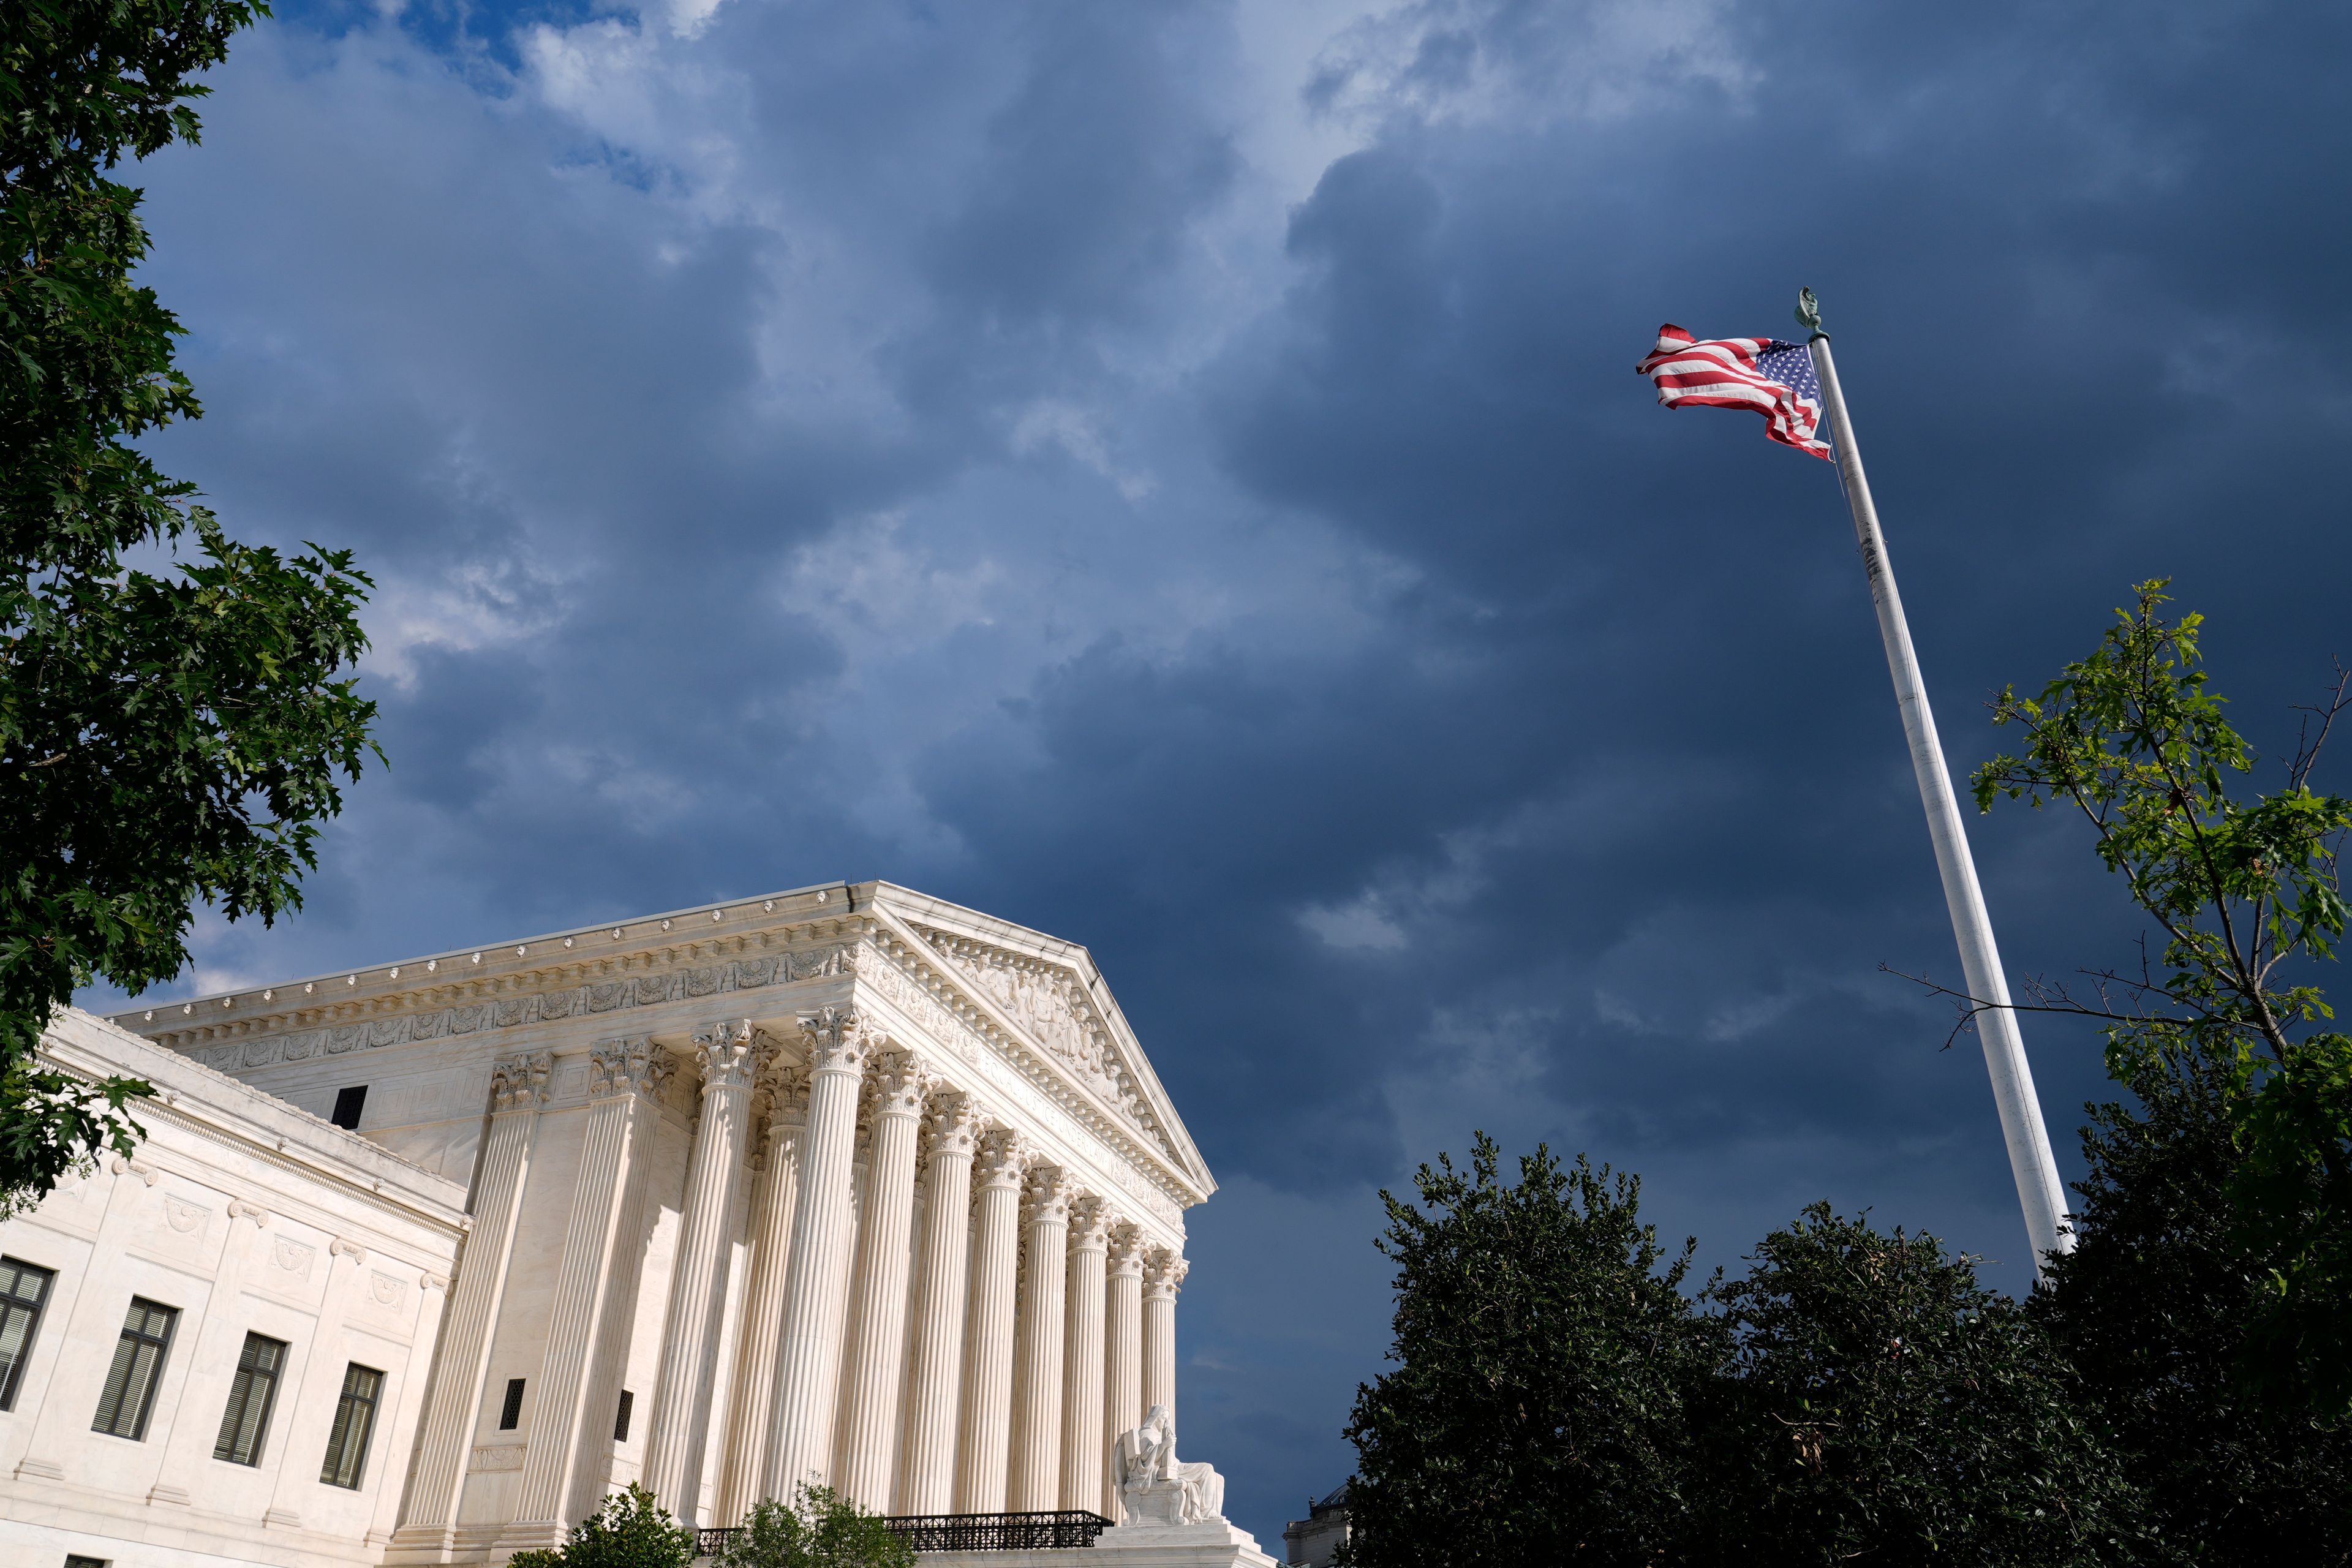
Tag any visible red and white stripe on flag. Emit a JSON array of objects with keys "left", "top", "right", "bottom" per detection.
[{"left": 1635, "top": 324, "right": 1832, "bottom": 459}]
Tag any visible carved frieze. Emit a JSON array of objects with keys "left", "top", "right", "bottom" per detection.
[{"left": 176, "top": 942, "right": 861, "bottom": 1073}]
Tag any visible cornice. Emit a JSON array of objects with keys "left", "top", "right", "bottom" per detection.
[
  {"left": 107, "top": 881, "right": 857, "bottom": 1047},
  {"left": 124, "top": 921, "right": 869, "bottom": 1069}
]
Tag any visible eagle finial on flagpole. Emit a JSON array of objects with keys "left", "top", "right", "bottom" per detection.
[{"left": 1795, "top": 286, "right": 1825, "bottom": 340}]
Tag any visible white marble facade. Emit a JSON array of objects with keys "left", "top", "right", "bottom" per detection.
[
  {"left": 100, "top": 881, "right": 1216, "bottom": 1564},
  {"left": 0, "top": 1006, "right": 468, "bottom": 1568}
]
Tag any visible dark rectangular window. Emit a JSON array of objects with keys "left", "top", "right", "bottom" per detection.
[
  {"left": 319, "top": 1362, "right": 383, "bottom": 1489},
  {"left": 612, "top": 1389, "right": 633, "bottom": 1443},
  {"left": 499, "top": 1376, "right": 525, "bottom": 1430},
  {"left": 67, "top": 1556, "right": 111, "bottom": 1568},
  {"left": 92, "top": 1297, "right": 176, "bottom": 1439},
  {"left": 213, "top": 1330, "right": 288, "bottom": 1465},
  {"left": 0, "top": 1256, "right": 55, "bottom": 1411},
  {"left": 330, "top": 1085, "right": 368, "bottom": 1129}
]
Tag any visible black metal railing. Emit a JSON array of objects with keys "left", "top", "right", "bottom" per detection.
[{"left": 696, "top": 1509, "right": 1112, "bottom": 1558}]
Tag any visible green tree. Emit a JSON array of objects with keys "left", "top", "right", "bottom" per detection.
[
  {"left": 1699, "top": 1205, "right": 2158, "bottom": 1567},
  {"left": 2034, "top": 1039, "right": 2352, "bottom": 1562},
  {"left": 715, "top": 1483, "right": 914, "bottom": 1568},
  {"left": 1972, "top": 581, "right": 2352, "bottom": 1414},
  {"left": 1, "top": 0, "right": 377, "bottom": 1212},
  {"left": 503, "top": 1483, "right": 695, "bottom": 1568},
  {"left": 1341, "top": 1135, "right": 1722, "bottom": 1567}
]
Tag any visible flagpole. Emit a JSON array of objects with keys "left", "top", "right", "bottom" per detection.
[{"left": 1801, "top": 294, "right": 2073, "bottom": 1274}]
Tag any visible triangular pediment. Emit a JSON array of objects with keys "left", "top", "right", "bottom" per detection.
[{"left": 866, "top": 885, "right": 1213, "bottom": 1200}]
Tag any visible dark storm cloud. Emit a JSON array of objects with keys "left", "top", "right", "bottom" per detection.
[{"left": 95, "top": 0, "right": 2352, "bottom": 1538}]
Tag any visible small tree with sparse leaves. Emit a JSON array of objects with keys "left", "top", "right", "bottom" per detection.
[{"left": 715, "top": 1483, "right": 913, "bottom": 1568}]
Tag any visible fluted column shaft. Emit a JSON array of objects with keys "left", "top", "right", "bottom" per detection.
[
  {"left": 833, "top": 1054, "right": 929, "bottom": 1510},
  {"left": 394, "top": 1053, "right": 549, "bottom": 1552},
  {"left": 895, "top": 1095, "right": 978, "bottom": 1513},
  {"left": 1141, "top": 1249, "right": 1187, "bottom": 1427},
  {"left": 506, "top": 1039, "right": 674, "bottom": 1548},
  {"left": 1006, "top": 1167, "right": 1073, "bottom": 1511},
  {"left": 1101, "top": 1226, "right": 1145, "bottom": 1519},
  {"left": 716, "top": 1064, "right": 809, "bottom": 1523},
  {"left": 955, "top": 1130, "right": 1027, "bottom": 1513},
  {"left": 763, "top": 1008, "right": 877, "bottom": 1499},
  {"left": 1057, "top": 1199, "right": 1110, "bottom": 1512},
  {"left": 644, "top": 1023, "right": 761, "bottom": 1525}
]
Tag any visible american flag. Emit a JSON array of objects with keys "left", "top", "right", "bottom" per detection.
[{"left": 1635, "top": 324, "right": 1833, "bottom": 459}]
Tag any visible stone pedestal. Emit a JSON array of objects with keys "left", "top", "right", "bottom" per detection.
[{"left": 1090, "top": 1518, "right": 1281, "bottom": 1568}]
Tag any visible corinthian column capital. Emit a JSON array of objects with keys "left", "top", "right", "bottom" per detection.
[
  {"left": 1142, "top": 1248, "right": 1189, "bottom": 1301},
  {"left": 922, "top": 1093, "right": 981, "bottom": 1169},
  {"left": 589, "top": 1036, "right": 676, "bottom": 1101},
  {"left": 870, "top": 1051, "right": 932, "bottom": 1118},
  {"left": 491, "top": 1051, "right": 552, "bottom": 1114},
  {"left": 1068, "top": 1195, "right": 1112, "bottom": 1251},
  {"left": 799, "top": 1006, "right": 881, "bottom": 1076},
  {"left": 690, "top": 1019, "right": 764, "bottom": 1092},
  {"left": 1107, "top": 1221, "right": 1146, "bottom": 1278},
  {"left": 1022, "top": 1166, "right": 1074, "bottom": 1226},
  {"left": 973, "top": 1127, "right": 1030, "bottom": 1194}
]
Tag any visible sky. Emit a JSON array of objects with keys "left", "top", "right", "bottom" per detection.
[{"left": 91, "top": 0, "right": 2352, "bottom": 1544}]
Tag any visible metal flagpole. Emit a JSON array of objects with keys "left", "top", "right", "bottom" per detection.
[{"left": 1798, "top": 288, "right": 2073, "bottom": 1273}]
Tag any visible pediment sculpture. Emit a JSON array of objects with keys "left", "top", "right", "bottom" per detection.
[{"left": 1112, "top": 1404, "right": 1226, "bottom": 1527}]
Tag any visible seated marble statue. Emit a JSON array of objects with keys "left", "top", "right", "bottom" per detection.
[{"left": 1112, "top": 1404, "right": 1226, "bottom": 1526}]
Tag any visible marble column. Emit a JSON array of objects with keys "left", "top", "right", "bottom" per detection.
[
  {"left": 505, "top": 1038, "right": 674, "bottom": 1550},
  {"left": 1006, "top": 1165, "right": 1073, "bottom": 1511},
  {"left": 1100, "top": 1224, "right": 1145, "bottom": 1520},
  {"left": 394, "top": 1052, "right": 548, "bottom": 1558},
  {"left": 894, "top": 1093, "right": 978, "bottom": 1514},
  {"left": 1057, "top": 1197, "right": 1110, "bottom": 1513},
  {"left": 763, "top": 1006, "right": 878, "bottom": 1499},
  {"left": 832, "top": 1051, "right": 929, "bottom": 1510},
  {"left": 1140, "top": 1248, "right": 1188, "bottom": 1427},
  {"left": 954, "top": 1128, "right": 1027, "bottom": 1513},
  {"left": 715, "top": 1060, "right": 810, "bottom": 1524},
  {"left": 643, "top": 1022, "right": 761, "bottom": 1525}
]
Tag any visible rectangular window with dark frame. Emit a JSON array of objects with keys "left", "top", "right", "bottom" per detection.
[
  {"left": 330, "top": 1085, "right": 368, "bottom": 1130},
  {"left": 319, "top": 1362, "right": 383, "bottom": 1489},
  {"left": 0, "top": 1256, "right": 55, "bottom": 1411},
  {"left": 92, "top": 1297, "right": 176, "bottom": 1440},
  {"left": 499, "top": 1376, "right": 525, "bottom": 1430},
  {"left": 612, "top": 1389, "right": 633, "bottom": 1443},
  {"left": 66, "top": 1556, "right": 111, "bottom": 1568},
  {"left": 213, "top": 1330, "right": 289, "bottom": 1465}
]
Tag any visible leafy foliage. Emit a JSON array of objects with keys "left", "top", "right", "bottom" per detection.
[
  {"left": 1343, "top": 1136, "right": 1724, "bottom": 1567},
  {"left": 1973, "top": 581, "right": 2352, "bottom": 1414},
  {"left": 1344, "top": 1138, "right": 2160, "bottom": 1567},
  {"left": 2035, "top": 1042, "right": 2352, "bottom": 1563},
  {"left": 1701, "top": 1205, "right": 2157, "bottom": 1566},
  {"left": 505, "top": 1483, "right": 696, "bottom": 1568},
  {"left": 1, "top": 0, "right": 378, "bottom": 1210},
  {"left": 715, "top": 1483, "right": 914, "bottom": 1568}
]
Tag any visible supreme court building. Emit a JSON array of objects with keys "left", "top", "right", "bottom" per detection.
[{"left": 37, "top": 880, "right": 1216, "bottom": 1565}]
